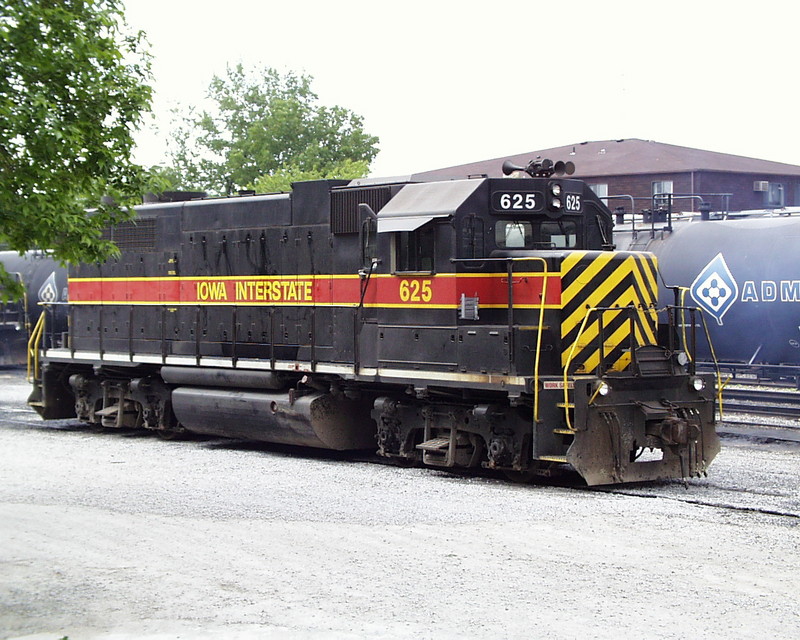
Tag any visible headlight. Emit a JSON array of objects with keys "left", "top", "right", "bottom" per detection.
[
  {"left": 690, "top": 377, "right": 705, "bottom": 391},
  {"left": 550, "top": 198, "right": 562, "bottom": 210},
  {"left": 551, "top": 183, "right": 562, "bottom": 196},
  {"left": 597, "top": 381, "right": 610, "bottom": 396}
]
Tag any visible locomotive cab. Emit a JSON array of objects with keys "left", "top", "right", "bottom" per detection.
[{"left": 362, "top": 169, "right": 717, "bottom": 484}]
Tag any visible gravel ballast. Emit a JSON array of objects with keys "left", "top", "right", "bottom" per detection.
[{"left": 1, "top": 372, "right": 798, "bottom": 639}]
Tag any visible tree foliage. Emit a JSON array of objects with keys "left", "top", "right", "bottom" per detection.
[
  {"left": 168, "top": 64, "right": 380, "bottom": 195},
  {"left": 0, "top": 0, "right": 154, "bottom": 298},
  {"left": 251, "top": 159, "right": 370, "bottom": 194}
]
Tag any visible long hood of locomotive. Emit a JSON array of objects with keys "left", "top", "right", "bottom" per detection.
[
  {"left": 67, "top": 249, "right": 659, "bottom": 379},
  {"left": 615, "top": 216, "right": 800, "bottom": 365}
]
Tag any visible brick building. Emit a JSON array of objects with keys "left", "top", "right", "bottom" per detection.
[{"left": 412, "top": 138, "right": 800, "bottom": 213}]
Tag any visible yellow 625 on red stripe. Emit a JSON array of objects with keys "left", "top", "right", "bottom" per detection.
[{"left": 398, "top": 278, "right": 432, "bottom": 303}]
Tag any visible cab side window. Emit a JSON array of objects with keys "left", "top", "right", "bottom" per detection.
[{"left": 395, "top": 225, "right": 435, "bottom": 273}]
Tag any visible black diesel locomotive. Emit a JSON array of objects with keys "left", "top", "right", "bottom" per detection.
[{"left": 29, "top": 160, "right": 720, "bottom": 485}]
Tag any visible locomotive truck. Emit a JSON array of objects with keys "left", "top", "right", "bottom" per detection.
[{"left": 28, "top": 159, "right": 720, "bottom": 485}]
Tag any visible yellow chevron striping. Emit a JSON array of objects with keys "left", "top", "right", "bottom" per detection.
[
  {"left": 633, "top": 318, "right": 647, "bottom": 346},
  {"left": 629, "top": 255, "right": 659, "bottom": 318},
  {"left": 560, "top": 252, "right": 615, "bottom": 302},
  {"left": 563, "top": 256, "right": 636, "bottom": 308},
  {"left": 560, "top": 252, "right": 664, "bottom": 375},
  {"left": 564, "top": 296, "right": 635, "bottom": 367},
  {"left": 559, "top": 251, "right": 590, "bottom": 272},
  {"left": 562, "top": 264, "right": 644, "bottom": 336},
  {"left": 610, "top": 351, "right": 633, "bottom": 372},
  {"left": 637, "top": 306, "right": 658, "bottom": 343},
  {"left": 573, "top": 319, "right": 639, "bottom": 373},
  {"left": 561, "top": 286, "right": 653, "bottom": 370},
  {"left": 563, "top": 257, "right": 657, "bottom": 328},
  {"left": 638, "top": 253, "right": 659, "bottom": 292},
  {"left": 568, "top": 306, "right": 626, "bottom": 350},
  {"left": 619, "top": 255, "right": 657, "bottom": 311}
]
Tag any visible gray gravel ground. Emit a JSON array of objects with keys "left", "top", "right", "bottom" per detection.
[{"left": 1, "top": 371, "right": 798, "bottom": 639}]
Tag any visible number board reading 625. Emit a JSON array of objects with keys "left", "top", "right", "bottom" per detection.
[{"left": 491, "top": 191, "right": 543, "bottom": 213}]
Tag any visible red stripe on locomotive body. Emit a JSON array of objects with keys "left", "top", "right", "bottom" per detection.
[{"left": 68, "top": 273, "right": 562, "bottom": 308}]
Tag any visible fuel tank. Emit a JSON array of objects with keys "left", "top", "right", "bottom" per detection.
[
  {"left": 615, "top": 215, "right": 800, "bottom": 365},
  {"left": 171, "top": 387, "right": 377, "bottom": 450}
]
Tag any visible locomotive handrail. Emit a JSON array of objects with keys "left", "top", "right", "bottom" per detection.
[
  {"left": 609, "top": 193, "right": 733, "bottom": 238},
  {"left": 562, "top": 306, "right": 599, "bottom": 431},
  {"left": 673, "top": 301, "right": 727, "bottom": 416},
  {"left": 677, "top": 288, "right": 692, "bottom": 363},
  {"left": 26, "top": 307, "right": 46, "bottom": 383},
  {"left": 531, "top": 258, "right": 549, "bottom": 422},
  {"left": 696, "top": 306, "right": 727, "bottom": 416},
  {"left": 562, "top": 300, "right": 726, "bottom": 429},
  {"left": 561, "top": 304, "right": 659, "bottom": 431},
  {"left": 450, "top": 256, "right": 551, "bottom": 421},
  {"left": 666, "top": 289, "right": 726, "bottom": 408}
]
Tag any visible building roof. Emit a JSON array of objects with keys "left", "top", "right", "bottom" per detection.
[{"left": 412, "top": 138, "right": 800, "bottom": 181}]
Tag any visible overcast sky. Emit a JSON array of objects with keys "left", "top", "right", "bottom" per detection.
[{"left": 124, "top": 0, "right": 800, "bottom": 178}]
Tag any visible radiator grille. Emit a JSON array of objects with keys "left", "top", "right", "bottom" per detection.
[
  {"left": 101, "top": 217, "right": 157, "bottom": 252},
  {"left": 330, "top": 187, "right": 392, "bottom": 234}
]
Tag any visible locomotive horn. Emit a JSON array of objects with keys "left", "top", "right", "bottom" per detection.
[
  {"left": 553, "top": 160, "right": 576, "bottom": 176},
  {"left": 502, "top": 157, "right": 574, "bottom": 178},
  {"left": 502, "top": 160, "right": 527, "bottom": 176}
]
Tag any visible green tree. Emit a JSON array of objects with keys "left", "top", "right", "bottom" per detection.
[
  {"left": 168, "top": 64, "right": 379, "bottom": 195},
  {"left": 0, "top": 0, "right": 154, "bottom": 299},
  {"left": 252, "top": 159, "right": 370, "bottom": 194}
]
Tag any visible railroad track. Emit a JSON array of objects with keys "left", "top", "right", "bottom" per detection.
[
  {"left": 720, "top": 387, "right": 800, "bottom": 419},
  {"left": 716, "top": 386, "right": 800, "bottom": 442}
]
